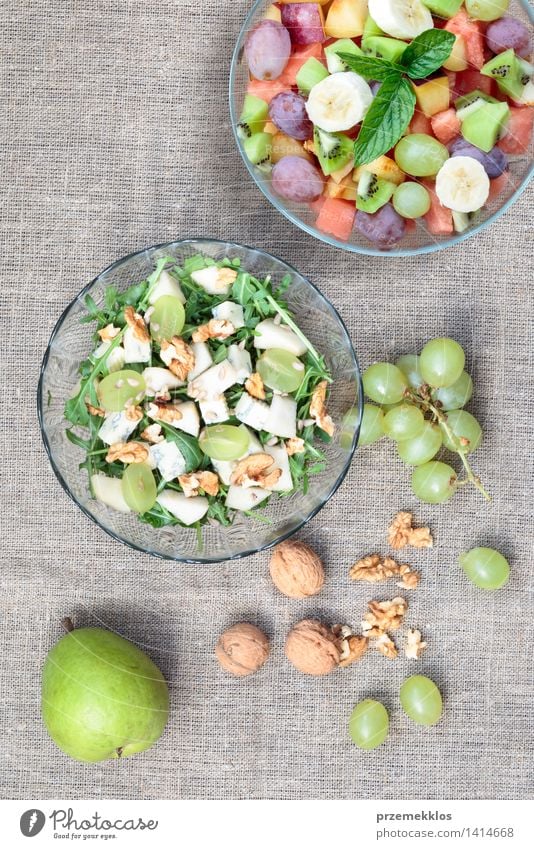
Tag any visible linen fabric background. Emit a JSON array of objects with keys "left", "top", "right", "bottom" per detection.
[{"left": 1, "top": 0, "right": 533, "bottom": 801}]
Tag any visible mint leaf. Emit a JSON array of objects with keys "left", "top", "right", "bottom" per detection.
[
  {"left": 400, "top": 29, "right": 456, "bottom": 79},
  {"left": 337, "top": 52, "right": 400, "bottom": 82},
  {"left": 353, "top": 74, "right": 416, "bottom": 167}
]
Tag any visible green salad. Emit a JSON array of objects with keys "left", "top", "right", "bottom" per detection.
[{"left": 64, "top": 254, "right": 335, "bottom": 531}]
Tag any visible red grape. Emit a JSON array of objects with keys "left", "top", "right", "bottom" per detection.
[
  {"left": 271, "top": 156, "right": 324, "bottom": 202},
  {"left": 269, "top": 91, "right": 313, "bottom": 140},
  {"left": 486, "top": 16, "right": 531, "bottom": 58},
  {"left": 281, "top": 3, "right": 326, "bottom": 46},
  {"left": 356, "top": 204, "right": 406, "bottom": 248},
  {"left": 245, "top": 20, "right": 291, "bottom": 81}
]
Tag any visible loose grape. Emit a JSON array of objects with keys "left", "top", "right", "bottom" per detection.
[
  {"left": 199, "top": 425, "right": 250, "bottom": 461},
  {"left": 411, "top": 461, "right": 457, "bottom": 503},
  {"left": 396, "top": 354, "right": 423, "bottom": 390},
  {"left": 363, "top": 363, "right": 407, "bottom": 405},
  {"left": 441, "top": 410, "right": 482, "bottom": 454},
  {"left": 149, "top": 295, "right": 185, "bottom": 343},
  {"left": 393, "top": 183, "right": 431, "bottom": 219},
  {"left": 394, "top": 134, "right": 449, "bottom": 178},
  {"left": 450, "top": 139, "right": 508, "bottom": 179},
  {"left": 400, "top": 675, "right": 443, "bottom": 726},
  {"left": 486, "top": 16, "right": 531, "bottom": 58},
  {"left": 465, "top": 0, "right": 509, "bottom": 23},
  {"left": 459, "top": 547, "right": 510, "bottom": 590},
  {"left": 420, "top": 337, "right": 465, "bottom": 388},
  {"left": 121, "top": 464, "right": 157, "bottom": 514},
  {"left": 98, "top": 369, "right": 146, "bottom": 412},
  {"left": 433, "top": 371, "right": 473, "bottom": 411},
  {"left": 348, "top": 699, "right": 389, "bottom": 750},
  {"left": 397, "top": 422, "right": 442, "bottom": 465},
  {"left": 383, "top": 404, "right": 425, "bottom": 441},
  {"left": 269, "top": 92, "right": 313, "bottom": 141},
  {"left": 245, "top": 20, "right": 291, "bottom": 82},
  {"left": 355, "top": 204, "right": 406, "bottom": 248},
  {"left": 271, "top": 156, "right": 324, "bottom": 203},
  {"left": 359, "top": 403, "right": 385, "bottom": 446},
  {"left": 257, "top": 348, "right": 305, "bottom": 393}
]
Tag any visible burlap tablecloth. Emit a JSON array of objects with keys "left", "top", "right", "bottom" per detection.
[{"left": 1, "top": 0, "right": 532, "bottom": 801}]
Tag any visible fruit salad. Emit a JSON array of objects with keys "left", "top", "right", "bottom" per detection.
[
  {"left": 237, "top": 0, "right": 533, "bottom": 250},
  {"left": 64, "top": 255, "right": 335, "bottom": 531}
]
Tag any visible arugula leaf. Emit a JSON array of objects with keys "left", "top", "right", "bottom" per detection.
[
  {"left": 353, "top": 74, "right": 416, "bottom": 167},
  {"left": 64, "top": 329, "right": 125, "bottom": 426},
  {"left": 337, "top": 52, "right": 401, "bottom": 82},
  {"left": 232, "top": 272, "right": 256, "bottom": 306},
  {"left": 400, "top": 29, "right": 456, "bottom": 79},
  {"left": 158, "top": 423, "right": 204, "bottom": 472}
]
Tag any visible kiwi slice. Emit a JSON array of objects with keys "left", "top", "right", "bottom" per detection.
[
  {"left": 455, "top": 89, "right": 498, "bottom": 112},
  {"left": 461, "top": 101, "right": 510, "bottom": 153},
  {"left": 324, "top": 39, "right": 362, "bottom": 74},
  {"left": 296, "top": 57, "right": 329, "bottom": 95},
  {"left": 314, "top": 128, "right": 354, "bottom": 177},
  {"left": 363, "top": 36, "right": 407, "bottom": 64},
  {"left": 362, "top": 14, "right": 384, "bottom": 43},
  {"left": 356, "top": 172, "right": 395, "bottom": 213},
  {"left": 243, "top": 132, "right": 272, "bottom": 171},
  {"left": 481, "top": 50, "right": 526, "bottom": 101},
  {"left": 238, "top": 95, "right": 269, "bottom": 139},
  {"left": 420, "top": 0, "right": 462, "bottom": 18}
]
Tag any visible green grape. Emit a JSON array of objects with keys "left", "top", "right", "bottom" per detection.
[
  {"left": 459, "top": 547, "right": 510, "bottom": 590},
  {"left": 383, "top": 404, "right": 425, "bottom": 441},
  {"left": 394, "top": 134, "right": 449, "bottom": 177},
  {"left": 149, "top": 295, "right": 185, "bottom": 342},
  {"left": 420, "top": 337, "right": 465, "bottom": 388},
  {"left": 257, "top": 348, "right": 305, "bottom": 393},
  {"left": 359, "top": 403, "right": 385, "bottom": 446},
  {"left": 397, "top": 422, "right": 442, "bottom": 465},
  {"left": 199, "top": 425, "right": 250, "bottom": 461},
  {"left": 411, "top": 461, "right": 457, "bottom": 503},
  {"left": 98, "top": 370, "right": 146, "bottom": 412},
  {"left": 396, "top": 354, "right": 423, "bottom": 390},
  {"left": 465, "top": 0, "right": 509, "bottom": 22},
  {"left": 400, "top": 675, "right": 443, "bottom": 726},
  {"left": 393, "top": 182, "right": 431, "bottom": 219},
  {"left": 348, "top": 699, "right": 389, "bottom": 750},
  {"left": 441, "top": 410, "right": 482, "bottom": 454},
  {"left": 121, "top": 464, "right": 157, "bottom": 513},
  {"left": 363, "top": 363, "right": 407, "bottom": 405},
  {"left": 433, "top": 371, "right": 473, "bottom": 411}
]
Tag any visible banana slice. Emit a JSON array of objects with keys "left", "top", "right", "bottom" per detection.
[
  {"left": 305, "top": 72, "right": 373, "bottom": 133},
  {"left": 368, "top": 0, "right": 433, "bottom": 40},
  {"left": 435, "top": 156, "right": 490, "bottom": 213}
]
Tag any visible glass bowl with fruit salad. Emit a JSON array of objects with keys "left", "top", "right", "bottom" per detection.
[
  {"left": 38, "top": 240, "right": 361, "bottom": 562},
  {"left": 230, "top": 0, "right": 534, "bottom": 255}
]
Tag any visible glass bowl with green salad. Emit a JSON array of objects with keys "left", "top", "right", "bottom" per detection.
[{"left": 38, "top": 240, "right": 362, "bottom": 562}]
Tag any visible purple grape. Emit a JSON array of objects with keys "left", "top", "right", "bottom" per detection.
[
  {"left": 355, "top": 204, "right": 406, "bottom": 249},
  {"left": 369, "top": 81, "right": 382, "bottom": 96},
  {"left": 450, "top": 139, "right": 508, "bottom": 178},
  {"left": 281, "top": 3, "right": 326, "bottom": 46},
  {"left": 486, "top": 16, "right": 531, "bottom": 59},
  {"left": 271, "top": 156, "right": 324, "bottom": 203},
  {"left": 269, "top": 91, "right": 313, "bottom": 140},
  {"left": 245, "top": 20, "right": 291, "bottom": 81}
]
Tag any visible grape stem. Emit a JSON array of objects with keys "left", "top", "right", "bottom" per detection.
[{"left": 406, "top": 387, "right": 491, "bottom": 502}]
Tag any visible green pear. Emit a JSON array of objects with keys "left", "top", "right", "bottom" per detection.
[{"left": 41, "top": 621, "right": 169, "bottom": 762}]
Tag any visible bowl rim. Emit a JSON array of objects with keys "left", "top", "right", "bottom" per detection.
[
  {"left": 37, "top": 237, "right": 363, "bottom": 564},
  {"left": 229, "top": 0, "right": 534, "bottom": 258}
]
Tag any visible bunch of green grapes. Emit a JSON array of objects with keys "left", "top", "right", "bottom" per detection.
[{"left": 360, "top": 338, "right": 488, "bottom": 504}]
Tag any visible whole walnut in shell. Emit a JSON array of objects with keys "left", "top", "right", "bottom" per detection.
[
  {"left": 285, "top": 619, "right": 340, "bottom": 675},
  {"left": 215, "top": 623, "right": 270, "bottom": 677},
  {"left": 269, "top": 539, "right": 325, "bottom": 598}
]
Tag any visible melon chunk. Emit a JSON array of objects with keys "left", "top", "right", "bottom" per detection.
[
  {"left": 325, "top": 0, "right": 367, "bottom": 38},
  {"left": 91, "top": 474, "right": 131, "bottom": 513},
  {"left": 157, "top": 491, "right": 209, "bottom": 525}
]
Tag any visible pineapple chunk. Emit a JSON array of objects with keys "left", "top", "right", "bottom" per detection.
[
  {"left": 148, "top": 269, "right": 186, "bottom": 305},
  {"left": 325, "top": 0, "right": 367, "bottom": 38},
  {"left": 325, "top": 179, "right": 345, "bottom": 199},
  {"left": 264, "top": 4, "right": 282, "bottom": 22},
  {"left": 157, "top": 491, "right": 209, "bottom": 525},
  {"left": 354, "top": 155, "right": 405, "bottom": 186},
  {"left": 330, "top": 158, "right": 355, "bottom": 184},
  {"left": 265, "top": 395, "right": 297, "bottom": 439},
  {"left": 414, "top": 77, "right": 450, "bottom": 118},
  {"left": 91, "top": 474, "right": 131, "bottom": 513}
]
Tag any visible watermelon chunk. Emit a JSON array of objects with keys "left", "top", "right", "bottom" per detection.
[
  {"left": 316, "top": 197, "right": 355, "bottom": 241},
  {"left": 445, "top": 11, "right": 484, "bottom": 70},
  {"left": 498, "top": 107, "right": 534, "bottom": 155},
  {"left": 409, "top": 111, "right": 432, "bottom": 135},
  {"left": 431, "top": 109, "right": 461, "bottom": 145},
  {"left": 247, "top": 79, "right": 292, "bottom": 104},
  {"left": 488, "top": 172, "right": 512, "bottom": 202},
  {"left": 454, "top": 69, "right": 494, "bottom": 98},
  {"left": 309, "top": 195, "right": 326, "bottom": 216},
  {"left": 280, "top": 42, "right": 324, "bottom": 86},
  {"left": 423, "top": 181, "right": 453, "bottom": 237}
]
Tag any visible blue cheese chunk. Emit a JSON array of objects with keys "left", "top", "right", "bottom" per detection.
[
  {"left": 234, "top": 393, "right": 270, "bottom": 432},
  {"left": 98, "top": 411, "right": 140, "bottom": 446},
  {"left": 149, "top": 440, "right": 187, "bottom": 482},
  {"left": 227, "top": 345, "right": 252, "bottom": 384},
  {"left": 123, "top": 326, "right": 151, "bottom": 363}
]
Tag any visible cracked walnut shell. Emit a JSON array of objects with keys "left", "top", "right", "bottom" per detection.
[
  {"left": 269, "top": 539, "right": 325, "bottom": 599},
  {"left": 285, "top": 619, "right": 340, "bottom": 675},
  {"left": 215, "top": 623, "right": 270, "bottom": 677}
]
